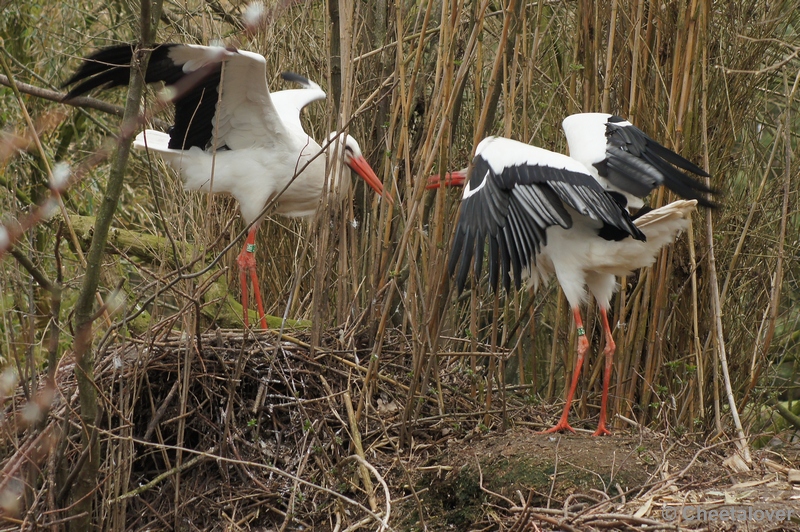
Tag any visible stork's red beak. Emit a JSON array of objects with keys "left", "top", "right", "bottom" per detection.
[
  {"left": 426, "top": 170, "right": 467, "bottom": 189},
  {"left": 348, "top": 156, "right": 393, "bottom": 204}
]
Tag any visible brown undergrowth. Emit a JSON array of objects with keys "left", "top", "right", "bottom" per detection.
[
  {"left": 1, "top": 0, "right": 800, "bottom": 530},
  {"left": 4, "top": 326, "right": 798, "bottom": 531}
]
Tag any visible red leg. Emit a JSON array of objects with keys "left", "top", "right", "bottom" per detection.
[
  {"left": 249, "top": 265, "right": 267, "bottom": 329},
  {"left": 540, "top": 308, "right": 589, "bottom": 434},
  {"left": 593, "top": 307, "right": 616, "bottom": 436},
  {"left": 239, "top": 259, "right": 249, "bottom": 327},
  {"left": 236, "top": 227, "right": 268, "bottom": 329}
]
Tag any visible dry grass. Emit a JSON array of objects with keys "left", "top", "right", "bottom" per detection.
[{"left": 1, "top": 0, "right": 799, "bottom": 529}]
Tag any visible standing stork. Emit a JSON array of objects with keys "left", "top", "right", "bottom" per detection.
[
  {"left": 429, "top": 113, "right": 715, "bottom": 435},
  {"left": 64, "top": 43, "right": 389, "bottom": 329}
]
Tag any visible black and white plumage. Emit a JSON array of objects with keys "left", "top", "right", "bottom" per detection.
[
  {"left": 63, "top": 43, "right": 389, "bottom": 329},
  {"left": 562, "top": 113, "right": 715, "bottom": 211},
  {"left": 432, "top": 113, "right": 713, "bottom": 436},
  {"left": 447, "top": 137, "right": 645, "bottom": 295}
]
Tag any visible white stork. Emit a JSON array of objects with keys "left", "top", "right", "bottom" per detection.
[
  {"left": 429, "top": 113, "right": 715, "bottom": 435},
  {"left": 64, "top": 43, "right": 389, "bottom": 329}
]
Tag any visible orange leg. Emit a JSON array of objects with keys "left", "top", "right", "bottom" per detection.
[
  {"left": 236, "top": 227, "right": 268, "bottom": 329},
  {"left": 592, "top": 307, "right": 616, "bottom": 436},
  {"left": 540, "top": 308, "right": 589, "bottom": 434}
]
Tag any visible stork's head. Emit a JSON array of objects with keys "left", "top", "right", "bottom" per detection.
[{"left": 326, "top": 132, "right": 391, "bottom": 203}]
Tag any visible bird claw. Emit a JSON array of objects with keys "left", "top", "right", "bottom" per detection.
[
  {"left": 592, "top": 425, "right": 612, "bottom": 437},
  {"left": 538, "top": 420, "right": 576, "bottom": 434}
]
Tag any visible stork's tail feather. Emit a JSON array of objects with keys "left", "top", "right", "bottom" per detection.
[
  {"left": 133, "top": 130, "right": 173, "bottom": 153},
  {"left": 593, "top": 199, "right": 697, "bottom": 275},
  {"left": 634, "top": 199, "right": 697, "bottom": 240},
  {"left": 133, "top": 130, "right": 214, "bottom": 192}
]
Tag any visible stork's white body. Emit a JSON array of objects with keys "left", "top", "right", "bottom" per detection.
[
  {"left": 135, "top": 129, "right": 340, "bottom": 221},
  {"left": 130, "top": 46, "right": 355, "bottom": 223},
  {"left": 451, "top": 124, "right": 707, "bottom": 313},
  {"left": 530, "top": 200, "right": 696, "bottom": 309},
  {"left": 442, "top": 115, "right": 712, "bottom": 435},
  {"left": 65, "top": 42, "right": 387, "bottom": 329}
]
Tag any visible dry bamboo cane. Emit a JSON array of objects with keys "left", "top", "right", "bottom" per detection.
[
  {"left": 740, "top": 70, "right": 799, "bottom": 412},
  {"left": 627, "top": 272, "right": 651, "bottom": 417},
  {"left": 414, "top": 0, "right": 484, "bottom": 424},
  {"left": 418, "top": 0, "right": 462, "bottom": 418},
  {"left": 627, "top": 0, "right": 645, "bottom": 120},
  {"left": 546, "top": 290, "right": 563, "bottom": 401},
  {"left": 601, "top": 0, "right": 618, "bottom": 113},
  {"left": 700, "top": 21, "right": 751, "bottom": 465},
  {"left": 369, "top": 0, "right": 437, "bottom": 428},
  {"left": 384, "top": 0, "right": 490, "bottom": 431},
  {"left": 485, "top": 290, "right": 500, "bottom": 426},
  {"left": 687, "top": 218, "right": 705, "bottom": 421}
]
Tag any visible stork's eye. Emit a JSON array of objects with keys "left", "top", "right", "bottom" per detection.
[{"left": 344, "top": 146, "right": 354, "bottom": 154}]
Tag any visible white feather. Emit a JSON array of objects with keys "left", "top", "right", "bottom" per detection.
[
  {"left": 562, "top": 112, "right": 645, "bottom": 210},
  {"left": 561, "top": 113, "right": 611, "bottom": 170},
  {"left": 134, "top": 129, "right": 330, "bottom": 221},
  {"left": 462, "top": 168, "right": 489, "bottom": 199},
  {"left": 271, "top": 87, "right": 326, "bottom": 134},
  {"left": 530, "top": 200, "right": 696, "bottom": 308},
  {"left": 167, "top": 44, "right": 233, "bottom": 73},
  {"left": 477, "top": 136, "right": 592, "bottom": 176}
]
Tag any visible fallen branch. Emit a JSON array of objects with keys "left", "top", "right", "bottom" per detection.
[
  {"left": 107, "top": 447, "right": 210, "bottom": 504},
  {"left": 0, "top": 73, "right": 170, "bottom": 129}
]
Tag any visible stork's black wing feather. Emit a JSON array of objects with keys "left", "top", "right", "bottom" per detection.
[
  {"left": 448, "top": 138, "right": 644, "bottom": 294},
  {"left": 603, "top": 117, "right": 717, "bottom": 208},
  {"left": 62, "top": 44, "right": 195, "bottom": 92},
  {"left": 63, "top": 43, "right": 223, "bottom": 150}
]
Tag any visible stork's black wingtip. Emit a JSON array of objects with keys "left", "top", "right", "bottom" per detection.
[
  {"left": 61, "top": 72, "right": 83, "bottom": 93},
  {"left": 280, "top": 71, "right": 310, "bottom": 85},
  {"left": 456, "top": 279, "right": 468, "bottom": 296}
]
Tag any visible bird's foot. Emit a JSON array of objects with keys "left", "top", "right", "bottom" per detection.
[
  {"left": 538, "top": 419, "right": 576, "bottom": 434},
  {"left": 592, "top": 425, "right": 612, "bottom": 437}
]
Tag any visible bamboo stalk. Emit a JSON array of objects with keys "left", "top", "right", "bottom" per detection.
[
  {"left": 69, "top": 2, "right": 164, "bottom": 526},
  {"left": 344, "top": 392, "right": 377, "bottom": 511},
  {"left": 601, "top": 0, "right": 619, "bottom": 113},
  {"left": 700, "top": 15, "right": 751, "bottom": 464},
  {"left": 687, "top": 218, "right": 704, "bottom": 421},
  {"left": 626, "top": 0, "right": 645, "bottom": 118},
  {"left": 546, "top": 290, "right": 564, "bottom": 400},
  {"left": 741, "top": 69, "right": 799, "bottom": 411}
]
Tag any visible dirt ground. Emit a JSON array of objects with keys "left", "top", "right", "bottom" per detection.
[{"left": 400, "top": 427, "right": 800, "bottom": 530}]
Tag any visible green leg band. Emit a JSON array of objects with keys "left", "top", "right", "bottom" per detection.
[
  {"left": 577, "top": 326, "right": 585, "bottom": 336},
  {"left": 246, "top": 243, "right": 256, "bottom": 253}
]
